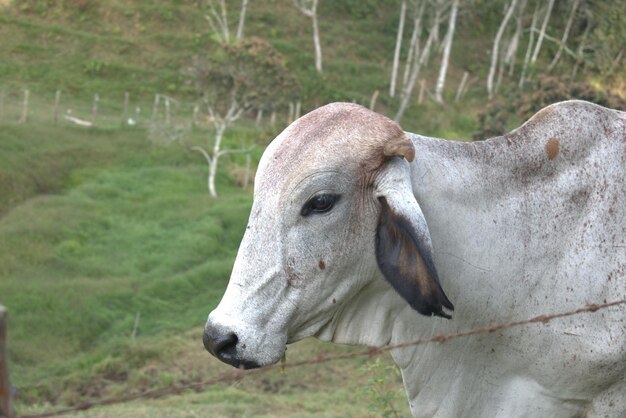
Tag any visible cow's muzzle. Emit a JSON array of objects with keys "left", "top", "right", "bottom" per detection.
[{"left": 203, "top": 325, "right": 261, "bottom": 369}]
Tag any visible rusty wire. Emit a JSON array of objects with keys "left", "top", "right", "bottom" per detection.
[{"left": 21, "top": 299, "right": 626, "bottom": 418}]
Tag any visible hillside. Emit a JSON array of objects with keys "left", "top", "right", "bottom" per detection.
[{"left": 2, "top": 1, "right": 622, "bottom": 134}]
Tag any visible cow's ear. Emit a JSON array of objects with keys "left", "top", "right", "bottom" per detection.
[{"left": 374, "top": 169, "right": 454, "bottom": 319}]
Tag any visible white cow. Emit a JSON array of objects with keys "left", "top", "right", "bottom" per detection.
[{"left": 204, "top": 100, "right": 626, "bottom": 417}]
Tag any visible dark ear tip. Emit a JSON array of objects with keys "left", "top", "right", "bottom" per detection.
[{"left": 436, "top": 311, "right": 452, "bottom": 320}]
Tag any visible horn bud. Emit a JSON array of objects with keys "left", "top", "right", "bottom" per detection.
[{"left": 383, "top": 135, "right": 415, "bottom": 162}]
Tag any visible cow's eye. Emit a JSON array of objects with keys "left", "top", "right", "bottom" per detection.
[{"left": 301, "top": 194, "right": 340, "bottom": 216}]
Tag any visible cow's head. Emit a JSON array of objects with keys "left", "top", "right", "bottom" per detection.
[{"left": 203, "top": 103, "right": 453, "bottom": 368}]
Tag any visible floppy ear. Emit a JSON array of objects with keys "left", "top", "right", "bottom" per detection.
[{"left": 374, "top": 156, "right": 454, "bottom": 319}]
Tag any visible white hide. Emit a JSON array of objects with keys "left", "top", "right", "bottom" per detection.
[{"left": 206, "top": 101, "right": 626, "bottom": 417}]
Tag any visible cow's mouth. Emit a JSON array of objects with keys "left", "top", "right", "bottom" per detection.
[
  {"left": 202, "top": 329, "right": 263, "bottom": 369},
  {"left": 221, "top": 356, "right": 262, "bottom": 370}
]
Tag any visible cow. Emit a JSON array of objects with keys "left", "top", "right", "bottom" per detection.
[{"left": 203, "top": 100, "right": 626, "bottom": 417}]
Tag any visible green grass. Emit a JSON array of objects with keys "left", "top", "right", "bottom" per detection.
[
  {"left": 1, "top": 121, "right": 410, "bottom": 417},
  {"left": 0, "top": 122, "right": 249, "bottom": 397}
]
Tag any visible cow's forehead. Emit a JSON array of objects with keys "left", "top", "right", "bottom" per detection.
[{"left": 256, "top": 103, "right": 405, "bottom": 193}]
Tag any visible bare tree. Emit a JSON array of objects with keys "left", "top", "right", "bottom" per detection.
[
  {"left": 236, "top": 0, "right": 250, "bottom": 40},
  {"left": 434, "top": 0, "right": 459, "bottom": 104},
  {"left": 395, "top": 7, "right": 439, "bottom": 121},
  {"left": 293, "top": 0, "right": 323, "bottom": 73},
  {"left": 504, "top": 0, "right": 528, "bottom": 76},
  {"left": 205, "top": 0, "right": 230, "bottom": 43},
  {"left": 189, "top": 38, "right": 301, "bottom": 197},
  {"left": 487, "top": 0, "right": 518, "bottom": 100},
  {"left": 390, "top": 0, "right": 408, "bottom": 97},
  {"left": 205, "top": 0, "right": 250, "bottom": 44},
  {"left": 519, "top": 1, "right": 539, "bottom": 89},
  {"left": 401, "top": 0, "right": 426, "bottom": 93},
  {"left": 530, "top": 0, "right": 555, "bottom": 64},
  {"left": 191, "top": 97, "right": 246, "bottom": 197},
  {"left": 548, "top": 0, "right": 580, "bottom": 72}
]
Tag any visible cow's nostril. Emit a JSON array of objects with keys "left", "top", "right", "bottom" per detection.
[{"left": 203, "top": 330, "right": 239, "bottom": 360}]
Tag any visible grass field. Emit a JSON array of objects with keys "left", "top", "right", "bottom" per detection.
[{"left": 0, "top": 122, "right": 410, "bottom": 417}]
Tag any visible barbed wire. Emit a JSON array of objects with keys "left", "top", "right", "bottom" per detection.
[{"left": 21, "top": 299, "right": 626, "bottom": 418}]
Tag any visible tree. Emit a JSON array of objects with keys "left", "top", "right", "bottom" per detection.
[
  {"left": 434, "top": 0, "right": 459, "bottom": 103},
  {"left": 390, "top": 0, "right": 408, "bottom": 97},
  {"left": 236, "top": 0, "right": 250, "bottom": 40},
  {"left": 530, "top": 0, "right": 555, "bottom": 65},
  {"left": 401, "top": 1, "right": 424, "bottom": 92},
  {"left": 487, "top": 0, "right": 518, "bottom": 100},
  {"left": 519, "top": 1, "right": 539, "bottom": 89},
  {"left": 293, "top": 0, "right": 323, "bottom": 73},
  {"left": 504, "top": 0, "right": 527, "bottom": 76},
  {"left": 188, "top": 38, "right": 301, "bottom": 196},
  {"left": 205, "top": 0, "right": 250, "bottom": 44},
  {"left": 191, "top": 99, "right": 245, "bottom": 197},
  {"left": 547, "top": 0, "right": 579, "bottom": 72},
  {"left": 395, "top": 0, "right": 437, "bottom": 122}
]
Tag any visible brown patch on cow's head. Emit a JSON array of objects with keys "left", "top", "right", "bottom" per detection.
[
  {"left": 318, "top": 260, "right": 326, "bottom": 270},
  {"left": 545, "top": 137, "right": 560, "bottom": 160},
  {"left": 271, "top": 103, "right": 414, "bottom": 179}
]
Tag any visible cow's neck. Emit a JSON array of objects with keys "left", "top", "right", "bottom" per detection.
[{"left": 317, "top": 131, "right": 584, "bottom": 414}]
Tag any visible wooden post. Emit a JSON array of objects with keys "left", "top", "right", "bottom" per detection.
[
  {"left": 418, "top": 79, "right": 426, "bottom": 104},
  {"left": 164, "top": 96, "right": 171, "bottom": 125},
  {"left": 295, "top": 101, "right": 301, "bottom": 120},
  {"left": 369, "top": 90, "right": 379, "bottom": 111},
  {"left": 122, "top": 92, "right": 129, "bottom": 125},
  {"left": 53, "top": 89, "right": 61, "bottom": 124},
  {"left": 193, "top": 104, "right": 199, "bottom": 127},
  {"left": 255, "top": 109, "right": 263, "bottom": 128},
  {"left": 288, "top": 102, "right": 294, "bottom": 124},
  {"left": 91, "top": 93, "right": 99, "bottom": 125},
  {"left": 270, "top": 110, "right": 276, "bottom": 128},
  {"left": 19, "top": 89, "right": 29, "bottom": 124},
  {"left": 152, "top": 94, "right": 160, "bottom": 119},
  {"left": 0, "top": 305, "right": 15, "bottom": 418}
]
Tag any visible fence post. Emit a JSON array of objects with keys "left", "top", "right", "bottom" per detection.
[
  {"left": 152, "top": 94, "right": 160, "bottom": 119},
  {"left": 255, "top": 109, "right": 263, "bottom": 128},
  {"left": 418, "top": 79, "right": 426, "bottom": 105},
  {"left": 122, "top": 92, "right": 129, "bottom": 126},
  {"left": 134, "top": 106, "right": 141, "bottom": 124},
  {"left": 288, "top": 102, "right": 294, "bottom": 124},
  {"left": 54, "top": 89, "right": 61, "bottom": 124},
  {"left": 0, "top": 305, "right": 15, "bottom": 418},
  {"left": 295, "top": 101, "right": 301, "bottom": 120},
  {"left": 270, "top": 110, "right": 276, "bottom": 128},
  {"left": 91, "top": 93, "right": 99, "bottom": 125},
  {"left": 164, "top": 96, "right": 171, "bottom": 125},
  {"left": 193, "top": 104, "right": 199, "bottom": 127},
  {"left": 369, "top": 90, "right": 379, "bottom": 111},
  {"left": 19, "top": 89, "right": 29, "bottom": 124}
]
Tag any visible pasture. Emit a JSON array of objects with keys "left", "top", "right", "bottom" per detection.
[{"left": 0, "top": 122, "right": 409, "bottom": 417}]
